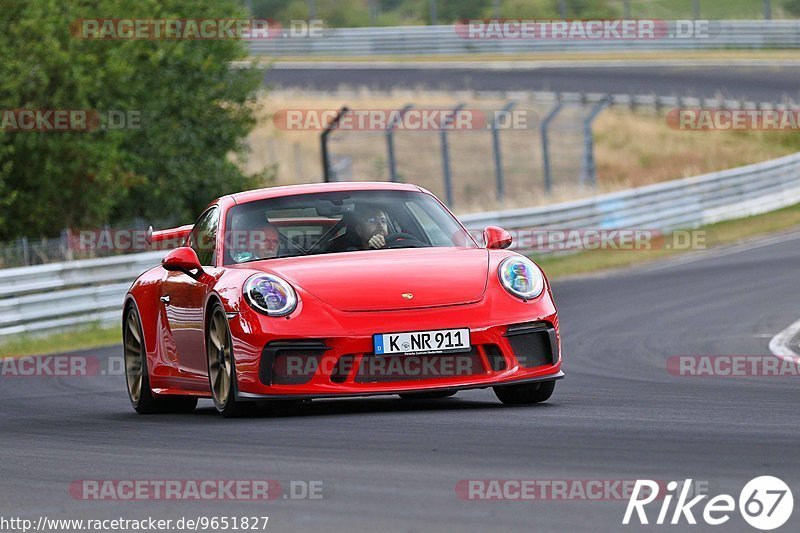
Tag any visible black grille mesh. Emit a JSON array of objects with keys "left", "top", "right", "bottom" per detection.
[{"left": 507, "top": 331, "right": 554, "bottom": 368}]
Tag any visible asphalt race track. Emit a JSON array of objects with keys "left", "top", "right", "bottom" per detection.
[
  {"left": 2, "top": 231, "right": 799, "bottom": 532},
  {"left": 265, "top": 64, "right": 800, "bottom": 103}
]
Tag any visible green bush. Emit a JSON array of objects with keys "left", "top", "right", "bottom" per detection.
[{"left": 0, "top": 0, "right": 265, "bottom": 240}]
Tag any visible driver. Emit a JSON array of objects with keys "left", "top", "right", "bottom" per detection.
[
  {"left": 251, "top": 223, "right": 280, "bottom": 259},
  {"left": 353, "top": 207, "right": 390, "bottom": 250}
]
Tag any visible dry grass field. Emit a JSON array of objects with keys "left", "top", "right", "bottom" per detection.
[{"left": 245, "top": 90, "right": 800, "bottom": 213}]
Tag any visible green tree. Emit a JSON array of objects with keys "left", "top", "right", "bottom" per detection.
[
  {"left": 0, "top": 0, "right": 265, "bottom": 240},
  {"left": 0, "top": 150, "right": 12, "bottom": 231}
]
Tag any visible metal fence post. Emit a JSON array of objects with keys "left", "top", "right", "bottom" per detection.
[
  {"left": 428, "top": 0, "right": 437, "bottom": 25},
  {"left": 540, "top": 99, "right": 564, "bottom": 194},
  {"left": 368, "top": 0, "right": 379, "bottom": 25},
  {"left": 440, "top": 103, "right": 464, "bottom": 207},
  {"left": 581, "top": 96, "right": 610, "bottom": 188},
  {"left": 559, "top": 0, "right": 567, "bottom": 18},
  {"left": 387, "top": 104, "right": 413, "bottom": 182},
  {"left": 692, "top": 0, "right": 700, "bottom": 19},
  {"left": 321, "top": 106, "right": 349, "bottom": 182},
  {"left": 763, "top": 0, "right": 772, "bottom": 19},
  {"left": 491, "top": 102, "right": 515, "bottom": 202},
  {"left": 20, "top": 236, "right": 30, "bottom": 266},
  {"left": 61, "top": 228, "right": 73, "bottom": 262},
  {"left": 623, "top": 0, "right": 631, "bottom": 18}
]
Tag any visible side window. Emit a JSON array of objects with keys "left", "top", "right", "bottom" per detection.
[{"left": 188, "top": 208, "right": 219, "bottom": 266}]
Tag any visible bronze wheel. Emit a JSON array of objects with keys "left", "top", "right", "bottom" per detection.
[{"left": 207, "top": 305, "right": 233, "bottom": 409}]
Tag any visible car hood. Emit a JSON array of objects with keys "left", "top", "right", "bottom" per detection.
[{"left": 256, "top": 247, "right": 489, "bottom": 311}]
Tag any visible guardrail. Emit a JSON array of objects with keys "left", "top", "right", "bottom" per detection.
[
  {"left": 2, "top": 150, "right": 800, "bottom": 342},
  {"left": 459, "top": 151, "right": 800, "bottom": 231},
  {"left": 249, "top": 20, "right": 800, "bottom": 56},
  {"left": 0, "top": 252, "right": 163, "bottom": 339}
]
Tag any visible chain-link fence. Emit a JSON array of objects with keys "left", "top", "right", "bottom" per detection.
[
  {"left": 322, "top": 97, "right": 608, "bottom": 210},
  {"left": 0, "top": 233, "right": 73, "bottom": 269},
  {"left": 0, "top": 217, "right": 178, "bottom": 269}
]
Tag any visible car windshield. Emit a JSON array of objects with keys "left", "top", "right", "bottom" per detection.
[{"left": 223, "top": 189, "right": 477, "bottom": 265}]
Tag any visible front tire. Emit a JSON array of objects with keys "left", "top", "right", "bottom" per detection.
[
  {"left": 123, "top": 305, "right": 197, "bottom": 414},
  {"left": 206, "top": 303, "right": 250, "bottom": 418},
  {"left": 493, "top": 380, "right": 555, "bottom": 405}
]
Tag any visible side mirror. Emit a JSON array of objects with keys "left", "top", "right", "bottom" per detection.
[
  {"left": 162, "top": 247, "right": 204, "bottom": 277},
  {"left": 484, "top": 226, "right": 512, "bottom": 249}
]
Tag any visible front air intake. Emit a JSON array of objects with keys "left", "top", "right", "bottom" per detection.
[
  {"left": 260, "top": 341, "right": 331, "bottom": 386},
  {"left": 505, "top": 322, "right": 558, "bottom": 368}
]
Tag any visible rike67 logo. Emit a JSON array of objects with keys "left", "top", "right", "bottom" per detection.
[{"left": 624, "top": 477, "right": 793, "bottom": 530}]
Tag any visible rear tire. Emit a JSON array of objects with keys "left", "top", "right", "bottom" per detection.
[
  {"left": 123, "top": 305, "right": 197, "bottom": 414},
  {"left": 493, "top": 380, "right": 555, "bottom": 405},
  {"left": 399, "top": 391, "right": 457, "bottom": 400}
]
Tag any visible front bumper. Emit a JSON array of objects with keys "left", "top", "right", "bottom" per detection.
[
  {"left": 229, "top": 292, "right": 562, "bottom": 398},
  {"left": 227, "top": 269, "right": 562, "bottom": 397}
]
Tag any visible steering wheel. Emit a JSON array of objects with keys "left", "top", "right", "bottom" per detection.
[{"left": 382, "top": 232, "right": 429, "bottom": 249}]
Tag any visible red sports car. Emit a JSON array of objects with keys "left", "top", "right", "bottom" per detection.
[{"left": 123, "top": 182, "right": 563, "bottom": 417}]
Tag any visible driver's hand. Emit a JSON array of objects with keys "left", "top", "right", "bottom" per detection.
[{"left": 368, "top": 234, "right": 386, "bottom": 249}]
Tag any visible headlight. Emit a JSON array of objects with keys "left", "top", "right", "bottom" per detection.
[
  {"left": 244, "top": 274, "right": 298, "bottom": 316},
  {"left": 498, "top": 256, "right": 545, "bottom": 300}
]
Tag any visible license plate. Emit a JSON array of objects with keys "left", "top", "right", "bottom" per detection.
[{"left": 373, "top": 328, "right": 471, "bottom": 356}]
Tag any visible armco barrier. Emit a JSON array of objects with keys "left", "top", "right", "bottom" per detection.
[
  {"left": 249, "top": 20, "right": 800, "bottom": 57},
  {"left": 460, "top": 151, "right": 800, "bottom": 231},
  {"left": 0, "top": 251, "right": 163, "bottom": 338},
  {"left": 2, "top": 151, "right": 800, "bottom": 341}
]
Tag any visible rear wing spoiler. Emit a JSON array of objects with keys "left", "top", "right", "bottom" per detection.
[{"left": 146, "top": 224, "right": 193, "bottom": 246}]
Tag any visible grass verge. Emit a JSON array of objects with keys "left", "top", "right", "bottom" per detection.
[
  {"left": 535, "top": 202, "right": 800, "bottom": 279},
  {"left": 0, "top": 323, "right": 120, "bottom": 358}
]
